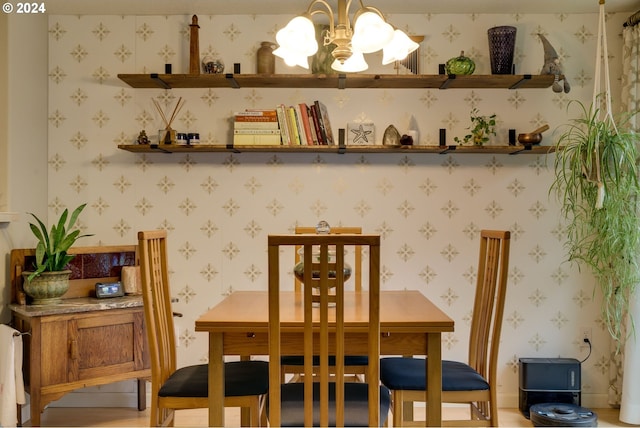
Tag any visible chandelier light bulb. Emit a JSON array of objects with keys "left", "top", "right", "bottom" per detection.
[
  {"left": 275, "top": 16, "right": 318, "bottom": 56},
  {"left": 331, "top": 50, "right": 368, "bottom": 72},
  {"left": 382, "top": 29, "right": 420, "bottom": 65},
  {"left": 351, "top": 11, "right": 394, "bottom": 54},
  {"left": 273, "top": 47, "right": 310, "bottom": 69}
]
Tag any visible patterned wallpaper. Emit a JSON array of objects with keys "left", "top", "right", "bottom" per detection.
[{"left": 47, "top": 11, "right": 628, "bottom": 406}]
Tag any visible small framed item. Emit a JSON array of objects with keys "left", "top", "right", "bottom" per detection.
[
  {"left": 95, "top": 282, "right": 124, "bottom": 299},
  {"left": 347, "top": 122, "right": 375, "bottom": 145}
]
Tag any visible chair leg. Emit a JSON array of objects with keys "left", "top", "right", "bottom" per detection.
[
  {"left": 392, "top": 390, "right": 404, "bottom": 427},
  {"left": 260, "top": 395, "right": 268, "bottom": 427},
  {"left": 241, "top": 405, "right": 250, "bottom": 427},
  {"left": 239, "top": 397, "right": 263, "bottom": 427}
]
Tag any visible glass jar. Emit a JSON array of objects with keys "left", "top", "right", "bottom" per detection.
[{"left": 293, "top": 247, "right": 352, "bottom": 284}]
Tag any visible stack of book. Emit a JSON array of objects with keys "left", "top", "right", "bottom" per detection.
[
  {"left": 276, "top": 101, "right": 335, "bottom": 146},
  {"left": 233, "top": 110, "right": 282, "bottom": 145}
]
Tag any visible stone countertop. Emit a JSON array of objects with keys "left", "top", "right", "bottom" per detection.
[{"left": 9, "top": 295, "right": 143, "bottom": 317}]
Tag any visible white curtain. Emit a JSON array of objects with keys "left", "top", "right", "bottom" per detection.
[{"left": 611, "top": 12, "right": 640, "bottom": 425}]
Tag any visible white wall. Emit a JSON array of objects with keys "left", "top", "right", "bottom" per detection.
[{"left": 1, "top": 14, "right": 48, "bottom": 323}]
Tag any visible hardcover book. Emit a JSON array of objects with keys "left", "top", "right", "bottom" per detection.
[{"left": 314, "top": 100, "right": 335, "bottom": 145}]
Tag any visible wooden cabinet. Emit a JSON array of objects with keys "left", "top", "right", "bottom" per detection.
[{"left": 9, "top": 246, "right": 150, "bottom": 427}]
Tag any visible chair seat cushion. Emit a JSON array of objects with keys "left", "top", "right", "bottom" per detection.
[
  {"left": 281, "top": 355, "right": 369, "bottom": 366},
  {"left": 269, "top": 382, "right": 390, "bottom": 427},
  {"left": 379, "top": 358, "right": 489, "bottom": 392},
  {"left": 159, "top": 360, "right": 269, "bottom": 398}
]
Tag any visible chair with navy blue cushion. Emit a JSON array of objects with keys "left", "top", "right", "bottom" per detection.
[
  {"left": 281, "top": 225, "right": 369, "bottom": 383},
  {"left": 267, "top": 233, "right": 390, "bottom": 427},
  {"left": 138, "top": 230, "right": 269, "bottom": 427},
  {"left": 380, "top": 230, "right": 511, "bottom": 427}
]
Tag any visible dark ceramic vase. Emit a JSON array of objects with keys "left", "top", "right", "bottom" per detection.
[{"left": 487, "top": 26, "right": 516, "bottom": 74}]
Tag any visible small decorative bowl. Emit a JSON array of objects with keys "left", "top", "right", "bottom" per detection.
[{"left": 517, "top": 133, "right": 542, "bottom": 146}]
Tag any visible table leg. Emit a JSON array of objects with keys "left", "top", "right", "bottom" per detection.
[
  {"left": 240, "top": 355, "right": 250, "bottom": 426},
  {"left": 426, "top": 332, "right": 442, "bottom": 426},
  {"left": 209, "top": 332, "right": 224, "bottom": 427}
]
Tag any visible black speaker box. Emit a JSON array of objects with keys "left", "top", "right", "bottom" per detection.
[{"left": 519, "top": 358, "right": 581, "bottom": 418}]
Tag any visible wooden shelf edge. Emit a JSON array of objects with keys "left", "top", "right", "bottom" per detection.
[
  {"left": 0, "top": 212, "right": 19, "bottom": 223},
  {"left": 118, "top": 144, "right": 557, "bottom": 155},
  {"left": 116, "top": 73, "right": 559, "bottom": 90}
]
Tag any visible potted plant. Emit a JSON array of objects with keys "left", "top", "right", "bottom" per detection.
[
  {"left": 22, "top": 203, "right": 92, "bottom": 304},
  {"left": 551, "top": 99, "right": 640, "bottom": 345},
  {"left": 454, "top": 108, "right": 497, "bottom": 146}
]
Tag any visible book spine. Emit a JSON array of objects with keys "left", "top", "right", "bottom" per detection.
[
  {"left": 233, "top": 133, "right": 282, "bottom": 145},
  {"left": 312, "top": 101, "right": 327, "bottom": 145},
  {"left": 287, "top": 106, "right": 301, "bottom": 145},
  {"left": 234, "top": 115, "right": 278, "bottom": 122},
  {"left": 308, "top": 112, "right": 319, "bottom": 145},
  {"left": 315, "top": 100, "right": 334, "bottom": 145},
  {"left": 276, "top": 104, "right": 290, "bottom": 145},
  {"left": 235, "top": 110, "right": 278, "bottom": 116},
  {"left": 296, "top": 103, "right": 314, "bottom": 145},
  {"left": 233, "top": 120, "right": 280, "bottom": 129},
  {"left": 309, "top": 104, "right": 325, "bottom": 144},
  {"left": 233, "top": 129, "right": 281, "bottom": 135}
]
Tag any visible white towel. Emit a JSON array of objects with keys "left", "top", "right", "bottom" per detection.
[{"left": 0, "top": 325, "right": 26, "bottom": 427}]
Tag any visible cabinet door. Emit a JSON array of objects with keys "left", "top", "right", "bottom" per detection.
[
  {"left": 40, "top": 319, "right": 71, "bottom": 386},
  {"left": 67, "top": 309, "right": 147, "bottom": 382}
]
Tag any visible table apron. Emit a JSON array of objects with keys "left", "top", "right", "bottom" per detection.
[{"left": 221, "top": 331, "right": 430, "bottom": 355}]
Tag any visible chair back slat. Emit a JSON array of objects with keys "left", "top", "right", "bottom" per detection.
[
  {"left": 468, "top": 230, "right": 510, "bottom": 384},
  {"left": 268, "top": 234, "right": 380, "bottom": 427},
  {"left": 138, "top": 230, "right": 177, "bottom": 394}
]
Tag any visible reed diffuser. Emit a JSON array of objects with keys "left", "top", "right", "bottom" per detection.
[{"left": 153, "top": 97, "right": 185, "bottom": 144}]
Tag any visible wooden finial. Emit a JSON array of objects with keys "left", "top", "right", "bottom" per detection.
[{"left": 189, "top": 15, "right": 200, "bottom": 74}]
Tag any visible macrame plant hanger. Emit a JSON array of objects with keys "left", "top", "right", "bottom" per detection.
[
  {"left": 594, "top": 0, "right": 616, "bottom": 126},
  {"left": 592, "top": 0, "right": 617, "bottom": 208}
]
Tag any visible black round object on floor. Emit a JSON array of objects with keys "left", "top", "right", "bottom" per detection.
[{"left": 530, "top": 403, "right": 598, "bottom": 427}]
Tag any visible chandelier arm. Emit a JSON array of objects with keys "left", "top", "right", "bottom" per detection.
[
  {"left": 305, "top": 0, "right": 335, "bottom": 34},
  {"left": 353, "top": 3, "right": 387, "bottom": 24}
]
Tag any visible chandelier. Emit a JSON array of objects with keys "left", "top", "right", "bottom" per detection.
[{"left": 273, "top": 0, "right": 419, "bottom": 73}]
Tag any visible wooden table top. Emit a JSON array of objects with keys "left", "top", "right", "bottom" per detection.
[{"left": 195, "top": 290, "right": 454, "bottom": 334}]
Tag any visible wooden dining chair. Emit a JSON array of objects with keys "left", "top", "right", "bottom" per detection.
[
  {"left": 282, "top": 225, "right": 368, "bottom": 383},
  {"left": 138, "top": 230, "right": 269, "bottom": 427},
  {"left": 380, "top": 229, "right": 511, "bottom": 427},
  {"left": 267, "top": 233, "right": 390, "bottom": 427}
]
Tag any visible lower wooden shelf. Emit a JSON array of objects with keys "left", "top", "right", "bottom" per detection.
[{"left": 118, "top": 143, "right": 556, "bottom": 155}]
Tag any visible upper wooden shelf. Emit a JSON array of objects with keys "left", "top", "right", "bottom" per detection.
[
  {"left": 118, "top": 143, "right": 556, "bottom": 155},
  {"left": 117, "top": 73, "right": 558, "bottom": 90}
]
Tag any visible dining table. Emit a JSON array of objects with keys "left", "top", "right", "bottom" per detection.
[{"left": 195, "top": 289, "right": 454, "bottom": 427}]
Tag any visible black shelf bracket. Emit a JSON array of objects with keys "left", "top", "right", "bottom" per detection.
[
  {"left": 509, "top": 74, "right": 532, "bottom": 89},
  {"left": 149, "top": 144, "right": 172, "bottom": 153},
  {"left": 440, "top": 74, "right": 456, "bottom": 90},
  {"left": 337, "top": 128, "right": 346, "bottom": 153},
  {"left": 439, "top": 145, "right": 457, "bottom": 154},
  {"left": 226, "top": 143, "right": 241, "bottom": 153},
  {"left": 150, "top": 74, "right": 171, "bottom": 89},
  {"left": 509, "top": 144, "right": 533, "bottom": 155},
  {"left": 225, "top": 73, "right": 240, "bottom": 89},
  {"left": 338, "top": 74, "right": 347, "bottom": 90}
]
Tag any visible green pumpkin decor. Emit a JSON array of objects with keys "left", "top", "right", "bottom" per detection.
[{"left": 445, "top": 51, "right": 475, "bottom": 75}]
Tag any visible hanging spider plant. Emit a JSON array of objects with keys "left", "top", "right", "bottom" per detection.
[{"left": 551, "top": 98, "right": 640, "bottom": 346}]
